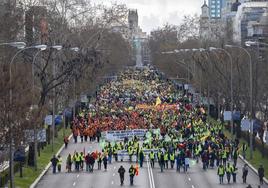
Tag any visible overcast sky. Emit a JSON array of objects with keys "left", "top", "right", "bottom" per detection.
[{"left": 92, "top": 0, "right": 203, "bottom": 33}]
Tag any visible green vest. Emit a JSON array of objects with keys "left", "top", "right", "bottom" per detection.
[
  {"left": 58, "top": 157, "right": 62, "bottom": 165},
  {"left": 128, "top": 146, "right": 133, "bottom": 155},
  {"left": 218, "top": 166, "right": 225, "bottom": 175},
  {"left": 170, "top": 153, "right": 175, "bottom": 161},
  {"left": 222, "top": 151, "right": 227, "bottom": 159},
  {"left": 129, "top": 167, "right": 135, "bottom": 175},
  {"left": 164, "top": 153, "right": 168, "bottom": 161},
  {"left": 150, "top": 152, "right": 155, "bottom": 159},
  {"left": 75, "top": 155, "right": 80, "bottom": 162},
  {"left": 226, "top": 166, "right": 232, "bottom": 173}
]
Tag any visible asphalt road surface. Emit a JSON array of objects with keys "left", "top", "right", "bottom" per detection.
[{"left": 36, "top": 138, "right": 268, "bottom": 188}]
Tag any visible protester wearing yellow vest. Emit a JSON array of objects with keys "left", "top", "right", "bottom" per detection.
[{"left": 217, "top": 164, "right": 225, "bottom": 184}]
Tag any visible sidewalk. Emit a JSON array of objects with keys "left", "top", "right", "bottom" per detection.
[{"left": 239, "top": 155, "right": 268, "bottom": 185}]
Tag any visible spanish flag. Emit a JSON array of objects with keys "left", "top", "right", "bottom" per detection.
[
  {"left": 155, "top": 96, "right": 161, "bottom": 106},
  {"left": 135, "top": 163, "right": 139, "bottom": 176}
]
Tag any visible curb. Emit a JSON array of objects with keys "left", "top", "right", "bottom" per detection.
[
  {"left": 239, "top": 154, "right": 268, "bottom": 185},
  {"left": 29, "top": 134, "right": 73, "bottom": 188}
]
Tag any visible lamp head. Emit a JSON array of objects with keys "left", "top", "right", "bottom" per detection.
[
  {"left": 52, "top": 45, "right": 63, "bottom": 51},
  {"left": 34, "top": 45, "right": 47, "bottom": 51},
  {"left": 209, "top": 47, "right": 217, "bottom": 51},
  {"left": 9, "top": 42, "right": 27, "bottom": 49},
  {"left": 70, "top": 47, "right": 79, "bottom": 52},
  {"left": 245, "top": 41, "right": 256, "bottom": 47},
  {"left": 225, "top": 44, "right": 233, "bottom": 48}
]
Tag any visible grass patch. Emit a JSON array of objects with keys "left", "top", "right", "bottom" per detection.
[{"left": 13, "top": 128, "right": 71, "bottom": 188}]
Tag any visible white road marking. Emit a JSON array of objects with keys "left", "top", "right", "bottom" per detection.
[
  {"left": 111, "top": 181, "right": 114, "bottom": 185},
  {"left": 147, "top": 159, "right": 153, "bottom": 188},
  {"left": 192, "top": 185, "right": 195, "bottom": 188},
  {"left": 147, "top": 156, "right": 155, "bottom": 188},
  {"left": 114, "top": 166, "right": 116, "bottom": 169},
  {"left": 113, "top": 173, "right": 115, "bottom": 176},
  {"left": 188, "top": 177, "right": 191, "bottom": 181},
  {"left": 73, "top": 182, "right": 76, "bottom": 186},
  {"left": 150, "top": 161, "right": 155, "bottom": 188},
  {"left": 77, "top": 174, "right": 79, "bottom": 178}
]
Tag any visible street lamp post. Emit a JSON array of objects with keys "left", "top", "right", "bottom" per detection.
[
  {"left": 63, "top": 47, "right": 79, "bottom": 137},
  {"left": 51, "top": 45, "right": 63, "bottom": 152},
  {"left": 32, "top": 46, "right": 47, "bottom": 171},
  {"left": 0, "top": 41, "right": 26, "bottom": 188},
  {"left": 225, "top": 44, "right": 253, "bottom": 159},
  {"left": 245, "top": 41, "right": 268, "bottom": 47},
  {"left": 209, "top": 47, "right": 234, "bottom": 140},
  {"left": 50, "top": 46, "right": 79, "bottom": 151},
  {"left": 7, "top": 44, "right": 46, "bottom": 188}
]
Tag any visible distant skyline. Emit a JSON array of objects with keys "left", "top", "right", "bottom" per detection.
[{"left": 92, "top": 0, "right": 203, "bottom": 33}]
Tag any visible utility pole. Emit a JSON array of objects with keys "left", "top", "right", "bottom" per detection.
[{"left": 52, "top": 59, "right": 56, "bottom": 152}]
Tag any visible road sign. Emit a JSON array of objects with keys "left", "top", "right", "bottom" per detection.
[
  {"left": 224, "top": 111, "right": 232, "bottom": 121},
  {"left": 233, "top": 111, "right": 241, "bottom": 121},
  {"left": 14, "top": 146, "right": 26, "bottom": 162},
  {"left": 44, "top": 115, "right": 62, "bottom": 125},
  {"left": 24, "top": 129, "right": 46, "bottom": 142},
  {"left": 241, "top": 119, "right": 250, "bottom": 131}
]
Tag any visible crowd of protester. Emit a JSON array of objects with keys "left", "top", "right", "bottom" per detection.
[{"left": 55, "top": 66, "right": 265, "bottom": 186}]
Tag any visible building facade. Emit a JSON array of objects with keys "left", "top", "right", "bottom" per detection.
[
  {"left": 209, "top": 0, "right": 223, "bottom": 18},
  {"left": 233, "top": 1, "right": 268, "bottom": 44}
]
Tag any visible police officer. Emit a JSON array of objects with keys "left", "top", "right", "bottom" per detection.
[
  {"left": 129, "top": 165, "right": 136, "bottom": 186},
  {"left": 217, "top": 164, "right": 225, "bottom": 184}
]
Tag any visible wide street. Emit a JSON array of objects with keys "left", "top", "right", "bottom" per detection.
[{"left": 36, "top": 138, "right": 267, "bottom": 188}]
